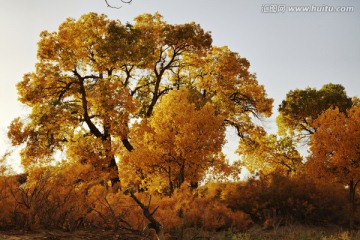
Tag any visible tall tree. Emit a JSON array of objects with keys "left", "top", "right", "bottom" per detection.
[
  {"left": 307, "top": 106, "right": 360, "bottom": 229},
  {"left": 277, "top": 83, "right": 352, "bottom": 140},
  {"left": 8, "top": 13, "right": 273, "bottom": 185}
]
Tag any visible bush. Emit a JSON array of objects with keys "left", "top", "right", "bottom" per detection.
[{"left": 224, "top": 173, "right": 349, "bottom": 228}]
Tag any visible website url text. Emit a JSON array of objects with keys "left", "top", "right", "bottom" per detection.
[{"left": 262, "top": 5, "right": 354, "bottom": 13}]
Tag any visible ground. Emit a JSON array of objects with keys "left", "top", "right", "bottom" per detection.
[
  {"left": 0, "top": 230, "right": 136, "bottom": 240},
  {"left": 1, "top": 226, "right": 360, "bottom": 240}
]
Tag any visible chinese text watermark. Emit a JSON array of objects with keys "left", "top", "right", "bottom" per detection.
[{"left": 262, "top": 5, "right": 354, "bottom": 13}]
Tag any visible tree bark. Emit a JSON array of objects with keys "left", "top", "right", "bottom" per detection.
[
  {"left": 127, "top": 191, "right": 165, "bottom": 240},
  {"left": 349, "top": 180, "right": 357, "bottom": 230},
  {"left": 122, "top": 138, "right": 134, "bottom": 151},
  {"left": 76, "top": 71, "right": 121, "bottom": 185}
]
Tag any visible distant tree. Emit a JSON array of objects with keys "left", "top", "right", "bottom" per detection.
[
  {"left": 277, "top": 83, "right": 353, "bottom": 140},
  {"left": 238, "top": 133, "right": 303, "bottom": 176},
  {"left": 352, "top": 96, "right": 360, "bottom": 107},
  {"left": 307, "top": 106, "right": 360, "bottom": 229},
  {"left": 0, "top": 151, "right": 12, "bottom": 176}
]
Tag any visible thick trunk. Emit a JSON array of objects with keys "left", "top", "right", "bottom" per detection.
[
  {"left": 108, "top": 156, "right": 120, "bottom": 186},
  {"left": 172, "top": 164, "right": 185, "bottom": 190},
  {"left": 103, "top": 135, "right": 120, "bottom": 186},
  {"left": 75, "top": 70, "right": 122, "bottom": 186}
]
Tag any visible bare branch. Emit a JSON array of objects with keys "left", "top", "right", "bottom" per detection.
[{"left": 105, "top": 0, "right": 132, "bottom": 9}]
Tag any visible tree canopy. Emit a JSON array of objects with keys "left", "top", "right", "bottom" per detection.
[
  {"left": 277, "top": 83, "right": 352, "bottom": 139},
  {"left": 8, "top": 12, "right": 273, "bottom": 189}
]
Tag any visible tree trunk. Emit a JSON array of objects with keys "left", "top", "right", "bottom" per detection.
[
  {"left": 174, "top": 162, "right": 185, "bottom": 189},
  {"left": 77, "top": 73, "right": 121, "bottom": 186},
  {"left": 102, "top": 134, "right": 120, "bottom": 186},
  {"left": 108, "top": 156, "right": 120, "bottom": 186},
  {"left": 127, "top": 191, "right": 165, "bottom": 240},
  {"left": 349, "top": 180, "right": 357, "bottom": 230}
]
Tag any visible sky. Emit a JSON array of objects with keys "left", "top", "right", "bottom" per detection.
[{"left": 0, "top": 0, "right": 359, "bottom": 172}]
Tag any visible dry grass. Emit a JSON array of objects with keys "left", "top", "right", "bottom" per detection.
[
  {"left": 230, "top": 225, "right": 360, "bottom": 240},
  {"left": 1, "top": 225, "right": 360, "bottom": 239}
]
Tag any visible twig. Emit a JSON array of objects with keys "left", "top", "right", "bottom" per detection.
[{"left": 104, "top": 0, "right": 132, "bottom": 9}]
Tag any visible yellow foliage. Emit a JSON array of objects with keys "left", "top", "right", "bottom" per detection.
[
  {"left": 309, "top": 106, "right": 360, "bottom": 185},
  {"left": 9, "top": 13, "right": 273, "bottom": 190},
  {"left": 238, "top": 133, "right": 303, "bottom": 175},
  {"left": 120, "top": 88, "right": 226, "bottom": 193}
]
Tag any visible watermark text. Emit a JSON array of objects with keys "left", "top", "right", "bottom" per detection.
[{"left": 262, "top": 4, "right": 354, "bottom": 13}]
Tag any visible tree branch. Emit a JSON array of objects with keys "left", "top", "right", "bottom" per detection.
[
  {"left": 105, "top": 0, "right": 132, "bottom": 9},
  {"left": 126, "top": 191, "right": 165, "bottom": 240},
  {"left": 73, "top": 69, "right": 103, "bottom": 138}
]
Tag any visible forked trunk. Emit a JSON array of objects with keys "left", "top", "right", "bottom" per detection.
[{"left": 127, "top": 190, "right": 165, "bottom": 240}]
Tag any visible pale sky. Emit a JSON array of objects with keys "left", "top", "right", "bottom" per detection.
[{"left": 1, "top": 0, "right": 359, "bottom": 171}]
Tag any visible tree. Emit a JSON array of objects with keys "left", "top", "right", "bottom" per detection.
[
  {"left": 238, "top": 133, "right": 303, "bottom": 176},
  {"left": 277, "top": 83, "right": 352, "bottom": 140},
  {"left": 307, "top": 106, "right": 360, "bottom": 228},
  {"left": 0, "top": 151, "right": 13, "bottom": 177},
  {"left": 8, "top": 13, "right": 273, "bottom": 186}
]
